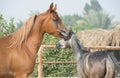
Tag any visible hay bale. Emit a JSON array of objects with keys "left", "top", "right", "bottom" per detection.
[
  {"left": 76, "top": 23, "right": 120, "bottom": 51},
  {"left": 76, "top": 29, "right": 109, "bottom": 46},
  {"left": 76, "top": 23, "right": 120, "bottom": 46},
  {"left": 100, "top": 23, "right": 120, "bottom": 46}
]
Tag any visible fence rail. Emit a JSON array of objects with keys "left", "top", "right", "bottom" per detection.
[
  {"left": 41, "top": 45, "right": 120, "bottom": 50},
  {"left": 37, "top": 45, "right": 120, "bottom": 78}
]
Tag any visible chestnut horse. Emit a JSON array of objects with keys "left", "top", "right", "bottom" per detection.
[
  {"left": 0, "top": 3, "right": 70, "bottom": 78},
  {"left": 56, "top": 32, "right": 119, "bottom": 78}
]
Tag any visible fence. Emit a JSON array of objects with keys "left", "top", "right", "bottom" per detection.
[{"left": 37, "top": 45, "right": 120, "bottom": 78}]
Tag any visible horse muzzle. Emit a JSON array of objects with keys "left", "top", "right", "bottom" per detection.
[
  {"left": 56, "top": 39, "right": 67, "bottom": 49},
  {"left": 56, "top": 41, "right": 62, "bottom": 49},
  {"left": 60, "top": 29, "right": 72, "bottom": 40}
]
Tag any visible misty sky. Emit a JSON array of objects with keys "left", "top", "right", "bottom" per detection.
[{"left": 0, "top": 0, "right": 120, "bottom": 22}]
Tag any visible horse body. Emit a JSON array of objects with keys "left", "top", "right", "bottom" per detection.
[
  {"left": 0, "top": 43, "right": 35, "bottom": 77},
  {"left": 0, "top": 36, "right": 13, "bottom": 77},
  {"left": 0, "top": 3, "right": 70, "bottom": 78},
  {"left": 79, "top": 51, "right": 116, "bottom": 78},
  {"left": 56, "top": 32, "right": 119, "bottom": 78}
]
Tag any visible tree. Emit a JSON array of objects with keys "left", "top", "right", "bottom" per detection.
[
  {"left": 82, "top": 0, "right": 112, "bottom": 29},
  {"left": 83, "top": 10, "right": 112, "bottom": 29},
  {"left": 0, "top": 14, "right": 16, "bottom": 37},
  {"left": 61, "top": 14, "right": 82, "bottom": 27},
  {"left": 84, "top": 0, "right": 102, "bottom": 14}
]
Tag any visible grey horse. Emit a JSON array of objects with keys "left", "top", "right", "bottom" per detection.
[{"left": 56, "top": 32, "right": 119, "bottom": 78}]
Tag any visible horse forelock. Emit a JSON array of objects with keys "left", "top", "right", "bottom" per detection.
[{"left": 9, "top": 15, "right": 37, "bottom": 48}]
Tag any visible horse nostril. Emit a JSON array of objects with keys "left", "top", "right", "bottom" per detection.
[{"left": 56, "top": 43, "right": 61, "bottom": 49}]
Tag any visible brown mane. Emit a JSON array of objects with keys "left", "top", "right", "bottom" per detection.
[
  {"left": 8, "top": 10, "right": 58, "bottom": 48},
  {"left": 9, "top": 15, "right": 37, "bottom": 48}
]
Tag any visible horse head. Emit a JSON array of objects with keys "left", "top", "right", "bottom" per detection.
[
  {"left": 56, "top": 31, "right": 74, "bottom": 49},
  {"left": 38, "top": 3, "right": 71, "bottom": 40}
]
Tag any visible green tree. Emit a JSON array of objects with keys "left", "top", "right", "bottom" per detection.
[
  {"left": 8, "top": 17, "right": 16, "bottom": 33},
  {"left": 84, "top": 0, "right": 102, "bottom": 14},
  {"left": 0, "top": 14, "right": 7, "bottom": 36},
  {"left": 0, "top": 14, "right": 16, "bottom": 37},
  {"left": 61, "top": 14, "right": 82, "bottom": 27},
  {"left": 83, "top": 10, "right": 112, "bottom": 29},
  {"left": 82, "top": 0, "right": 112, "bottom": 29}
]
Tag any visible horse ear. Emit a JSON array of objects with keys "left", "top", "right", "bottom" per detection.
[
  {"left": 53, "top": 4, "right": 57, "bottom": 11},
  {"left": 48, "top": 3, "right": 57, "bottom": 13},
  {"left": 49, "top": 3, "right": 54, "bottom": 11}
]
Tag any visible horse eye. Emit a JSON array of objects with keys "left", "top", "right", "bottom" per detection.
[{"left": 53, "top": 18, "right": 58, "bottom": 23}]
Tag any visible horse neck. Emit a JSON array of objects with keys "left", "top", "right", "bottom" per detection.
[
  {"left": 9, "top": 15, "right": 45, "bottom": 57},
  {"left": 70, "top": 34, "right": 84, "bottom": 61},
  {"left": 26, "top": 32, "right": 44, "bottom": 55},
  {"left": 26, "top": 17, "right": 45, "bottom": 55}
]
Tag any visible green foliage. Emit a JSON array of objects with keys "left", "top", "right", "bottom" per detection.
[
  {"left": 61, "top": 14, "right": 82, "bottom": 27},
  {"left": 42, "top": 49, "right": 77, "bottom": 77},
  {"left": 69, "top": 24, "right": 93, "bottom": 32},
  {"left": 82, "top": 0, "right": 112, "bottom": 29},
  {"left": 63, "top": 0, "right": 113, "bottom": 30},
  {"left": 0, "top": 14, "right": 16, "bottom": 37},
  {"left": 84, "top": 0, "right": 102, "bottom": 14},
  {"left": 83, "top": 10, "right": 112, "bottom": 29},
  {"left": 42, "top": 33, "right": 59, "bottom": 44}
]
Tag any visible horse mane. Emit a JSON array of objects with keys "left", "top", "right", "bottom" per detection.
[{"left": 9, "top": 15, "right": 37, "bottom": 48}]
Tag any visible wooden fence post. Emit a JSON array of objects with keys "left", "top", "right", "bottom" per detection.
[{"left": 38, "top": 46, "right": 43, "bottom": 78}]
